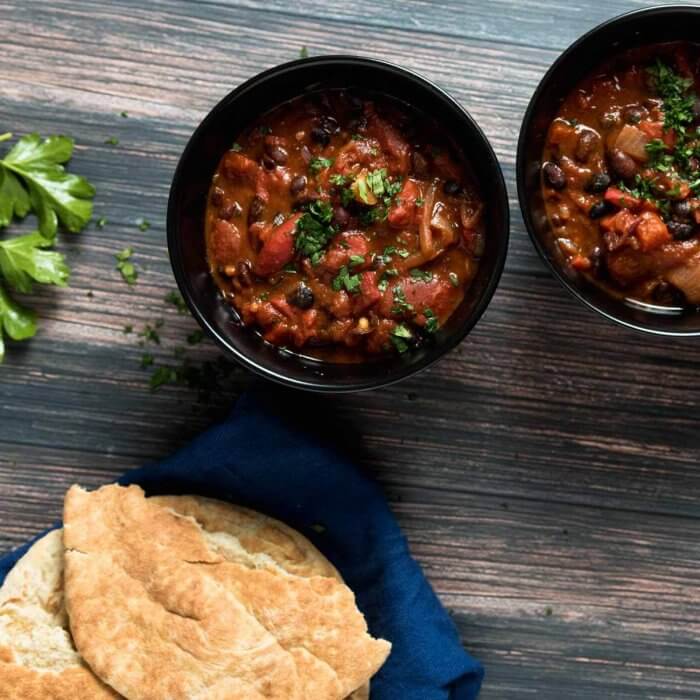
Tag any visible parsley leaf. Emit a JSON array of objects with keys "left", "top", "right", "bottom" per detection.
[
  {"left": 0, "top": 133, "right": 95, "bottom": 239},
  {"left": 294, "top": 200, "right": 336, "bottom": 262},
  {"left": 309, "top": 157, "right": 333, "bottom": 174},
  {"left": 0, "top": 232, "right": 69, "bottom": 293},
  {"left": 391, "top": 323, "right": 413, "bottom": 353},
  {"left": 391, "top": 285, "right": 414, "bottom": 315},
  {"left": 0, "top": 283, "right": 36, "bottom": 363},
  {"left": 332, "top": 265, "right": 361, "bottom": 293},
  {"left": 299, "top": 46, "right": 309, "bottom": 59},
  {"left": 410, "top": 268, "right": 433, "bottom": 282},
  {"left": 423, "top": 308, "right": 439, "bottom": 333}
]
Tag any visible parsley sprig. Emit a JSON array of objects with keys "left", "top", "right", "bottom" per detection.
[
  {"left": 294, "top": 200, "right": 337, "bottom": 264},
  {"left": 0, "top": 133, "right": 95, "bottom": 361}
]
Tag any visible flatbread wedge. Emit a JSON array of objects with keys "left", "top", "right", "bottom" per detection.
[
  {"left": 0, "top": 529, "right": 120, "bottom": 699},
  {"left": 64, "top": 484, "right": 390, "bottom": 700}
]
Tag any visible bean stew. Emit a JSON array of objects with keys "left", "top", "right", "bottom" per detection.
[
  {"left": 542, "top": 42, "right": 700, "bottom": 310},
  {"left": 205, "top": 91, "right": 484, "bottom": 361}
]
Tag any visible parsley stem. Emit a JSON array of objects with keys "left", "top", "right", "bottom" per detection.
[{"left": 0, "top": 132, "right": 12, "bottom": 143}]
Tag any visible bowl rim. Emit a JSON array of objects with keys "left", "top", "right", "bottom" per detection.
[
  {"left": 168, "top": 54, "right": 510, "bottom": 392},
  {"left": 516, "top": 4, "right": 700, "bottom": 338}
]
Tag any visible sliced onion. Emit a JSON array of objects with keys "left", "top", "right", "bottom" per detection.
[
  {"left": 460, "top": 200, "right": 483, "bottom": 230},
  {"left": 614, "top": 124, "right": 649, "bottom": 162},
  {"left": 419, "top": 181, "right": 437, "bottom": 257}
]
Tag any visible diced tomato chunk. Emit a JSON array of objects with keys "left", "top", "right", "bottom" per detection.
[
  {"left": 254, "top": 213, "right": 301, "bottom": 277},
  {"left": 319, "top": 232, "right": 370, "bottom": 274},
  {"left": 365, "top": 107, "right": 410, "bottom": 175},
  {"left": 634, "top": 211, "right": 671, "bottom": 252},
  {"left": 604, "top": 186, "right": 641, "bottom": 210},
  {"left": 354, "top": 271, "right": 382, "bottom": 313},
  {"left": 387, "top": 179, "right": 420, "bottom": 228},
  {"left": 379, "top": 275, "right": 457, "bottom": 318},
  {"left": 210, "top": 219, "right": 241, "bottom": 267}
]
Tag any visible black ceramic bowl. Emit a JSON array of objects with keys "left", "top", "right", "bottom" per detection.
[
  {"left": 517, "top": 5, "right": 700, "bottom": 336},
  {"left": 168, "top": 56, "right": 509, "bottom": 392}
]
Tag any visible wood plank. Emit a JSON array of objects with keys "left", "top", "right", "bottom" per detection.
[{"left": 2, "top": 0, "right": 700, "bottom": 697}]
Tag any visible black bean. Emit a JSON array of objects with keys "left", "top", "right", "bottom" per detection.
[
  {"left": 622, "top": 105, "right": 645, "bottom": 125},
  {"left": 585, "top": 172, "right": 611, "bottom": 193},
  {"left": 347, "top": 95, "right": 363, "bottom": 113},
  {"left": 589, "top": 201, "right": 612, "bottom": 219},
  {"left": 211, "top": 186, "right": 225, "bottom": 206},
  {"left": 262, "top": 154, "right": 276, "bottom": 170},
  {"left": 542, "top": 161, "right": 566, "bottom": 190},
  {"left": 319, "top": 115, "right": 339, "bottom": 134},
  {"left": 248, "top": 196, "right": 264, "bottom": 224},
  {"left": 672, "top": 199, "right": 693, "bottom": 221},
  {"left": 609, "top": 149, "right": 639, "bottom": 180},
  {"left": 290, "top": 175, "right": 307, "bottom": 195},
  {"left": 575, "top": 130, "right": 599, "bottom": 162},
  {"left": 219, "top": 201, "right": 242, "bottom": 219},
  {"left": 288, "top": 282, "right": 314, "bottom": 309},
  {"left": 443, "top": 180, "right": 462, "bottom": 195},
  {"left": 267, "top": 145, "right": 288, "bottom": 165},
  {"left": 668, "top": 221, "right": 696, "bottom": 241},
  {"left": 310, "top": 127, "right": 330, "bottom": 146}
]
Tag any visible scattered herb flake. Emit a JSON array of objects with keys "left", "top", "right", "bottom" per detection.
[
  {"left": 448, "top": 272, "right": 460, "bottom": 287},
  {"left": 136, "top": 217, "right": 150, "bottom": 232},
  {"left": 115, "top": 247, "right": 137, "bottom": 285},
  {"left": 141, "top": 353, "right": 154, "bottom": 368},
  {"left": 187, "top": 329, "right": 204, "bottom": 345},
  {"left": 104, "top": 136, "right": 119, "bottom": 145},
  {"left": 299, "top": 46, "right": 309, "bottom": 58},
  {"left": 165, "top": 290, "right": 187, "bottom": 313},
  {"left": 96, "top": 217, "right": 107, "bottom": 229},
  {"left": 231, "top": 142, "right": 243, "bottom": 152},
  {"left": 309, "top": 157, "right": 333, "bottom": 174}
]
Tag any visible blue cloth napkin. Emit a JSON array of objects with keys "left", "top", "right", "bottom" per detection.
[{"left": 0, "top": 392, "right": 483, "bottom": 700}]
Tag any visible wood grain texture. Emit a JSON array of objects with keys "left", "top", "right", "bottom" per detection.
[{"left": 1, "top": 0, "right": 700, "bottom": 697}]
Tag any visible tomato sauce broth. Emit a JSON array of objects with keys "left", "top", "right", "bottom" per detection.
[
  {"left": 542, "top": 42, "right": 700, "bottom": 310},
  {"left": 205, "top": 90, "right": 484, "bottom": 362}
]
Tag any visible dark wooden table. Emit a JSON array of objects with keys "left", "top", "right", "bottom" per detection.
[{"left": 2, "top": 0, "right": 700, "bottom": 697}]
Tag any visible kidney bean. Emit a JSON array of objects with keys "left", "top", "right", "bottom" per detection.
[
  {"left": 575, "top": 130, "right": 599, "bottom": 162},
  {"left": 609, "top": 149, "right": 638, "bottom": 180},
  {"left": 211, "top": 186, "right": 225, "bottom": 206},
  {"left": 248, "top": 195, "right": 265, "bottom": 224}
]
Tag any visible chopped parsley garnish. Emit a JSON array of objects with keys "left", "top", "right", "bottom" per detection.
[
  {"left": 415, "top": 197, "right": 425, "bottom": 206},
  {"left": 332, "top": 265, "right": 361, "bottom": 293},
  {"left": 115, "top": 247, "right": 137, "bottom": 285},
  {"left": 294, "top": 199, "right": 337, "bottom": 263},
  {"left": 231, "top": 142, "right": 243, "bottom": 152},
  {"left": 299, "top": 46, "right": 309, "bottom": 59},
  {"left": 648, "top": 60, "right": 695, "bottom": 136},
  {"left": 329, "top": 174, "right": 347, "bottom": 187},
  {"left": 136, "top": 217, "right": 151, "bottom": 232},
  {"left": 123, "top": 324, "right": 133, "bottom": 334},
  {"left": 138, "top": 322, "right": 161, "bottom": 345},
  {"left": 349, "top": 254, "right": 365, "bottom": 266},
  {"left": 165, "top": 290, "right": 187, "bottom": 313},
  {"left": 410, "top": 268, "right": 433, "bottom": 282},
  {"left": 96, "top": 217, "right": 107, "bottom": 229},
  {"left": 448, "top": 272, "right": 460, "bottom": 287},
  {"left": 149, "top": 365, "right": 177, "bottom": 391},
  {"left": 391, "top": 285, "right": 414, "bottom": 315},
  {"left": 309, "top": 157, "right": 333, "bottom": 174},
  {"left": 120, "top": 111, "right": 128, "bottom": 118},
  {"left": 423, "top": 308, "right": 439, "bottom": 333},
  {"left": 104, "top": 136, "right": 119, "bottom": 145},
  {"left": 283, "top": 262, "right": 297, "bottom": 273},
  {"left": 391, "top": 323, "right": 413, "bottom": 353}
]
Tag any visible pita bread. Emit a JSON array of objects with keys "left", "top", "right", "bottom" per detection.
[
  {"left": 151, "top": 496, "right": 371, "bottom": 700},
  {"left": 0, "top": 529, "right": 120, "bottom": 699},
  {"left": 64, "top": 484, "right": 389, "bottom": 700}
]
